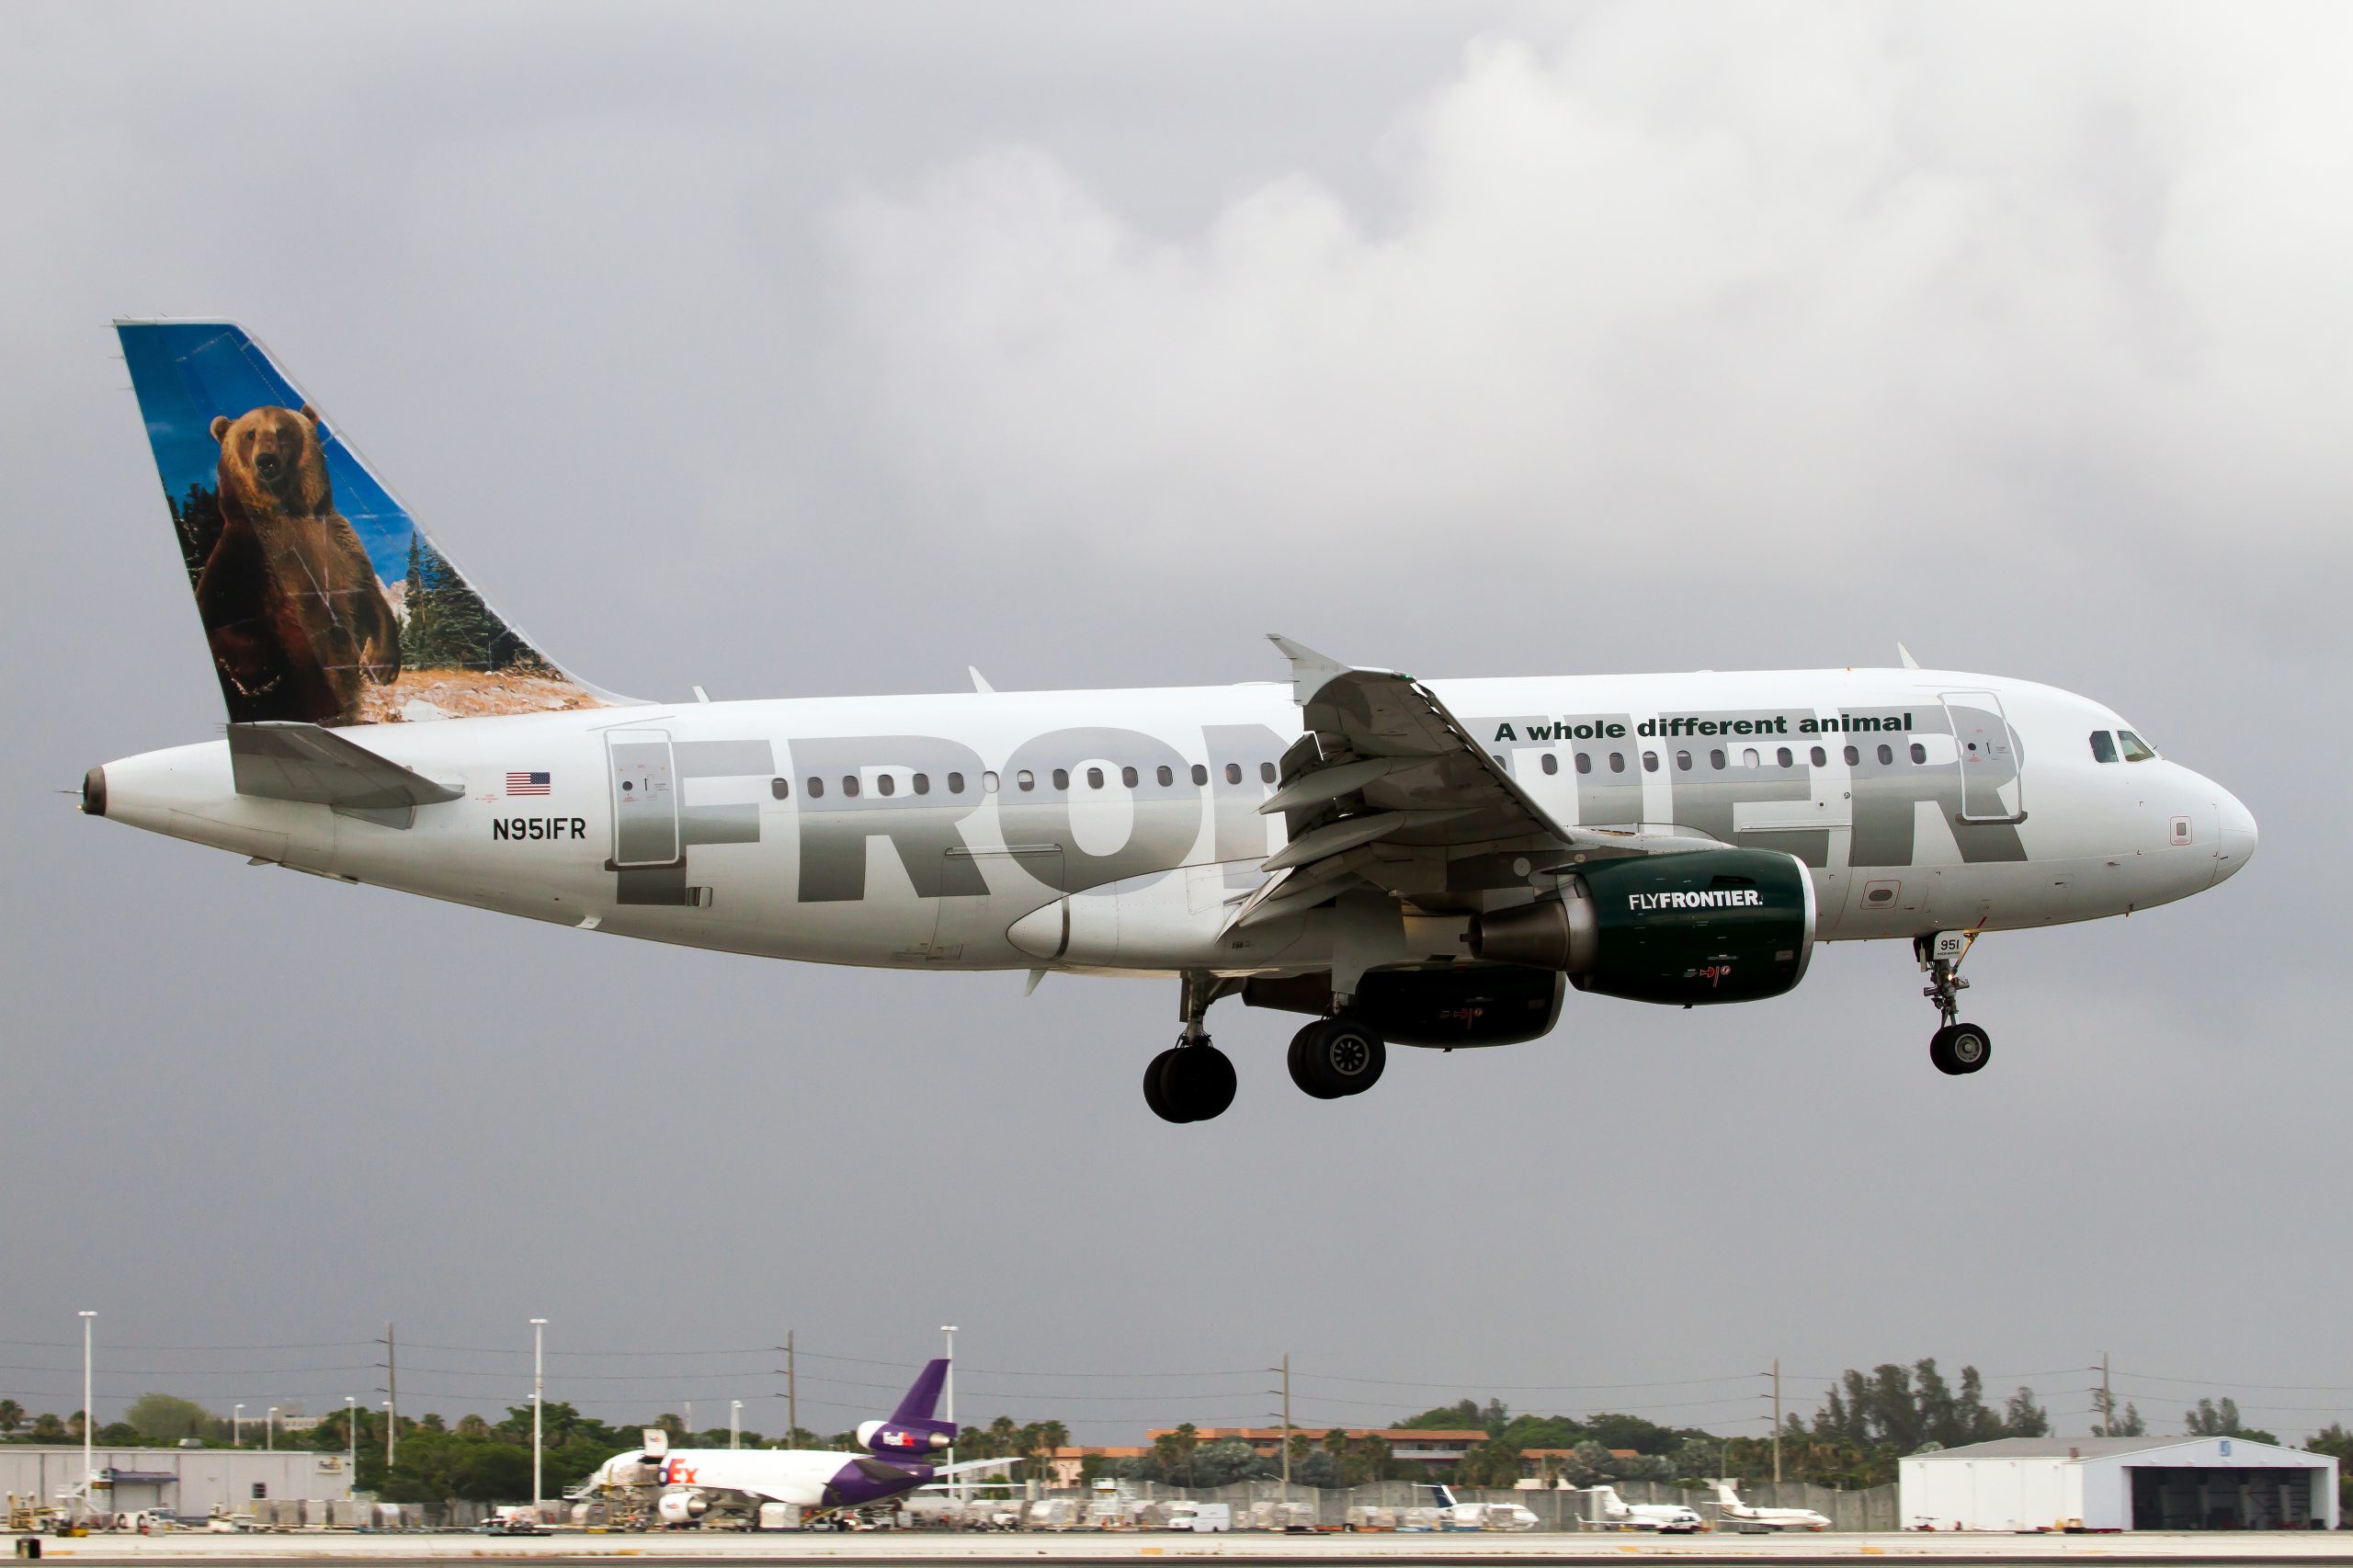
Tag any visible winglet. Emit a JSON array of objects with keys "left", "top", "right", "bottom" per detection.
[
  {"left": 1267, "top": 634, "right": 1356, "bottom": 705},
  {"left": 1897, "top": 642, "right": 1921, "bottom": 670},
  {"left": 969, "top": 666, "right": 995, "bottom": 694}
]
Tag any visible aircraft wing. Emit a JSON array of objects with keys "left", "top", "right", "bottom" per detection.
[{"left": 1231, "top": 636, "right": 1712, "bottom": 929}]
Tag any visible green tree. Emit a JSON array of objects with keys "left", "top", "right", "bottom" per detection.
[
  {"left": 125, "top": 1393, "right": 217, "bottom": 1444},
  {"left": 0, "top": 1399, "right": 23, "bottom": 1432},
  {"left": 2002, "top": 1387, "right": 2051, "bottom": 1437},
  {"left": 2184, "top": 1397, "right": 2277, "bottom": 1445},
  {"left": 30, "top": 1413, "right": 66, "bottom": 1442}
]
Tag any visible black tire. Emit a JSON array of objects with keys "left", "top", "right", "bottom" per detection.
[
  {"left": 1946, "top": 1022, "right": 1991, "bottom": 1074},
  {"left": 1143, "top": 1048, "right": 1188, "bottom": 1122},
  {"left": 1290, "top": 1018, "right": 1387, "bottom": 1097},
  {"left": 1288, "top": 1022, "right": 1344, "bottom": 1099},
  {"left": 1161, "top": 1043, "right": 1237, "bottom": 1121}
]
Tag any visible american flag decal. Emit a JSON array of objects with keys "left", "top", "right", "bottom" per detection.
[{"left": 506, "top": 771, "right": 551, "bottom": 796}]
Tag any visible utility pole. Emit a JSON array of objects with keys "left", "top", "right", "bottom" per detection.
[
  {"left": 384, "top": 1323, "right": 397, "bottom": 1466},
  {"left": 78, "top": 1312, "right": 95, "bottom": 1506},
  {"left": 345, "top": 1398, "right": 356, "bottom": 1501},
  {"left": 940, "top": 1327, "right": 959, "bottom": 1501},
  {"left": 2099, "top": 1351, "right": 2112, "bottom": 1435},
  {"left": 786, "top": 1331, "right": 798, "bottom": 1447},
  {"left": 1279, "top": 1355, "right": 1292, "bottom": 1505},
  {"left": 233, "top": 1405, "right": 244, "bottom": 1449},
  {"left": 731, "top": 1401, "right": 741, "bottom": 1450},
  {"left": 530, "top": 1319, "right": 547, "bottom": 1518},
  {"left": 1772, "top": 1358, "right": 1782, "bottom": 1484}
]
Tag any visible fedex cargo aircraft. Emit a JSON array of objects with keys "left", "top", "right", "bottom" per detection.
[{"left": 86, "top": 323, "right": 2256, "bottom": 1122}]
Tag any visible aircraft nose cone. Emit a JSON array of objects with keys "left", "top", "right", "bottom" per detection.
[{"left": 2213, "top": 786, "right": 2257, "bottom": 884}]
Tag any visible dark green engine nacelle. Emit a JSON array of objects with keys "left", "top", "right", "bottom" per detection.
[{"left": 1469, "top": 847, "right": 1816, "bottom": 1006}]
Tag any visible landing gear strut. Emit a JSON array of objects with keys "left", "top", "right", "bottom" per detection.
[
  {"left": 1144, "top": 972, "right": 1239, "bottom": 1123},
  {"left": 1917, "top": 932, "right": 1992, "bottom": 1075}
]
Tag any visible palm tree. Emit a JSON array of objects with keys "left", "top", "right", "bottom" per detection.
[
  {"left": 1029, "top": 1420, "right": 1069, "bottom": 1486},
  {"left": 1172, "top": 1423, "right": 1199, "bottom": 1488}
]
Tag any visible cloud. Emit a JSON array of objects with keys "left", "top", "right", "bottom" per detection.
[{"left": 823, "top": 6, "right": 2353, "bottom": 580}]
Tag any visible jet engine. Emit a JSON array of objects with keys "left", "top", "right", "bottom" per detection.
[
  {"left": 656, "top": 1491, "right": 709, "bottom": 1525},
  {"left": 1470, "top": 847, "right": 1815, "bottom": 1005},
  {"left": 857, "top": 1419, "right": 949, "bottom": 1454}
]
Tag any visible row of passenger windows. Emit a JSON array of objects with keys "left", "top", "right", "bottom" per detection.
[
  {"left": 2088, "top": 729, "right": 2157, "bottom": 764},
  {"left": 1532, "top": 742, "right": 1927, "bottom": 776},
  {"left": 769, "top": 760, "right": 1279, "bottom": 801}
]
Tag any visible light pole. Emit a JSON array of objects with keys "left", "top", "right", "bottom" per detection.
[
  {"left": 267, "top": 1407, "right": 278, "bottom": 1451},
  {"left": 346, "top": 1397, "right": 357, "bottom": 1501},
  {"left": 730, "top": 1402, "right": 741, "bottom": 1451},
  {"left": 530, "top": 1319, "right": 547, "bottom": 1519},
  {"left": 77, "top": 1312, "right": 95, "bottom": 1507},
  {"left": 233, "top": 1404, "right": 244, "bottom": 1449},
  {"left": 939, "top": 1327, "right": 958, "bottom": 1500}
]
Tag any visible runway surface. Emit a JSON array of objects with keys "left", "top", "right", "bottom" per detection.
[{"left": 21, "top": 1532, "right": 2353, "bottom": 1567}]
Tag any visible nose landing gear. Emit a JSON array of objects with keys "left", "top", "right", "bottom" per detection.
[{"left": 1918, "top": 931, "right": 1992, "bottom": 1075}]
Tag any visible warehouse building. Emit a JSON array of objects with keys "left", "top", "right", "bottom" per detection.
[
  {"left": 0, "top": 1446, "right": 348, "bottom": 1519},
  {"left": 1900, "top": 1436, "right": 2339, "bottom": 1532}
]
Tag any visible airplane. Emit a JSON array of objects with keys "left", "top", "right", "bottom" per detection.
[
  {"left": 1585, "top": 1484, "right": 1704, "bottom": 1533},
  {"left": 579, "top": 1358, "right": 1008, "bottom": 1526},
  {"left": 1417, "top": 1483, "right": 1540, "bottom": 1531},
  {"left": 88, "top": 322, "right": 2258, "bottom": 1123},
  {"left": 1708, "top": 1479, "right": 1830, "bottom": 1531}
]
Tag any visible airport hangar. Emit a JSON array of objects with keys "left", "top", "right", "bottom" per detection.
[
  {"left": 1900, "top": 1436, "right": 2340, "bottom": 1532},
  {"left": 0, "top": 1446, "right": 347, "bottom": 1517}
]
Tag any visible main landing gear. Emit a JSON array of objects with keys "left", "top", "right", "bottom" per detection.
[
  {"left": 1287, "top": 1017, "right": 1386, "bottom": 1100},
  {"left": 1145, "top": 973, "right": 1239, "bottom": 1124},
  {"left": 1918, "top": 932, "right": 1992, "bottom": 1075}
]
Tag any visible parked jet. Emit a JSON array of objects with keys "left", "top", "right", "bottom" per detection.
[
  {"left": 1419, "top": 1484, "right": 1540, "bottom": 1530},
  {"left": 1586, "top": 1485, "right": 1704, "bottom": 1533},
  {"left": 90, "top": 323, "right": 2258, "bottom": 1121},
  {"left": 1709, "top": 1480, "right": 1830, "bottom": 1531},
  {"left": 581, "top": 1358, "right": 1005, "bottom": 1525}
]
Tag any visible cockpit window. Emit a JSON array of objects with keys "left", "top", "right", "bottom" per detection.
[
  {"left": 2089, "top": 731, "right": 2118, "bottom": 764},
  {"left": 2118, "top": 730, "right": 2157, "bottom": 762}
]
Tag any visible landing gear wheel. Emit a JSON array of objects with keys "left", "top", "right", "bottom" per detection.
[
  {"left": 1288, "top": 1018, "right": 1386, "bottom": 1098},
  {"left": 1929, "top": 1022, "right": 1991, "bottom": 1075},
  {"left": 1161, "top": 1042, "right": 1237, "bottom": 1121},
  {"left": 1143, "top": 1048, "right": 1187, "bottom": 1122}
]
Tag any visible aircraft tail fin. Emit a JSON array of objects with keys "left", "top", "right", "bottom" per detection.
[
  {"left": 888, "top": 1358, "right": 957, "bottom": 1440},
  {"left": 115, "top": 321, "right": 631, "bottom": 728}
]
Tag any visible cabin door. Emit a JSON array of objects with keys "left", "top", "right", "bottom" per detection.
[{"left": 607, "top": 730, "right": 680, "bottom": 867}]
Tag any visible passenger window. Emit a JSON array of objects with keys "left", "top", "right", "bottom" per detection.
[
  {"left": 1155, "top": 765, "right": 1173, "bottom": 787},
  {"left": 1121, "top": 766, "right": 1138, "bottom": 788},
  {"left": 1191, "top": 764, "right": 1209, "bottom": 786},
  {"left": 1608, "top": 752, "right": 1625, "bottom": 774},
  {"left": 913, "top": 773, "right": 930, "bottom": 796},
  {"left": 842, "top": 776, "right": 860, "bottom": 798},
  {"left": 1259, "top": 761, "right": 1277, "bottom": 784},
  {"left": 1710, "top": 749, "right": 1725, "bottom": 770},
  {"left": 1575, "top": 753, "right": 1592, "bottom": 775},
  {"left": 1675, "top": 750, "right": 1691, "bottom": 771},
  {"left": 805, "top": 777, "right": 823, "bottom": 799},
  {"left": 1810, "top": 746, "right": 1826, "bottom": 767},
  {"left": 2119, "top": 730, "right": 2156, "bottom": 762},
  {"left": 877, "top": 773, "right": 894, "bottom": 797},
  {"left": 1909, "top": 742, "right": 1927, "bottom": 765},
  {"left": 1743, "top": 748, "right": 1760, "bottom": 768},
  {"left": 982, "top": 771, "right": 998, "bottom": 793},
  {"left": 949, "top": 772, "right": 966, "bottom": 794},
  {"left": 770, "top": 778, "right": 790, "bottom": 800},
  {"left": 1052, "top": 768, "right": 1070, "bottom": 790},
  {"left": 1642, "top": 751, "right": 1659, "bottom": 773},
  {"left": 1843, "top": 745, "right": 1859, "bottom": 766},
  {"left": 1540, "top": 753, "right": 1559, "bottom": 776},
  {"left": 1086, "top": 767, "right": 1104, "bottom": 789},
  {"left": 1224, "top": 763, "right": 1242, "bottom": 785},
  {"left": 1877, "top": 744, "right": 1893, "bottom": 766},
  {"left": 1016, "top": 769, "right": 1034, "bottom": 792},
  {"left": 1777, "top": 747, "right": 1792, "bottom": 768}
]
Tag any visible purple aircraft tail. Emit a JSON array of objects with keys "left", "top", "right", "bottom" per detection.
[{"left": 891, "top": 1358, "right": 956, "bottom": 1438}]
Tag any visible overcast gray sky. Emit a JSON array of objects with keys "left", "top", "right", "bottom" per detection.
[{"left": 4, "top": 2, "right": 2347, "bottom": 1447}]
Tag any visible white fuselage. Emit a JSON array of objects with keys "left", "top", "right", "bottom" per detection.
[{"left": 93, "top": 666, "right": 2254, "bottom": 980}]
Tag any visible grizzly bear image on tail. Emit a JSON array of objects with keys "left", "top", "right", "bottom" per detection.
[{"left": 196, "top": 403, "right": 401, "bottom": 725}]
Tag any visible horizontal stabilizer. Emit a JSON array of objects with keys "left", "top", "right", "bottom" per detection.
[{"left": 229, "top": 722, "right": 462, "bottom": 810}]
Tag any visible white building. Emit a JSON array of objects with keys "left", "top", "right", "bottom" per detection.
[
  {"left": 1900, "top": 1436, "right": 2339, "bottom": 1532},
  {"left": 0, "top": 1446, "right": 349, "bottom": 1518}
]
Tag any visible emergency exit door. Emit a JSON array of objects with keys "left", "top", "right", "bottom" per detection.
[{"left": 607, "top": 730, "right": 680, "bottom": 866}]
